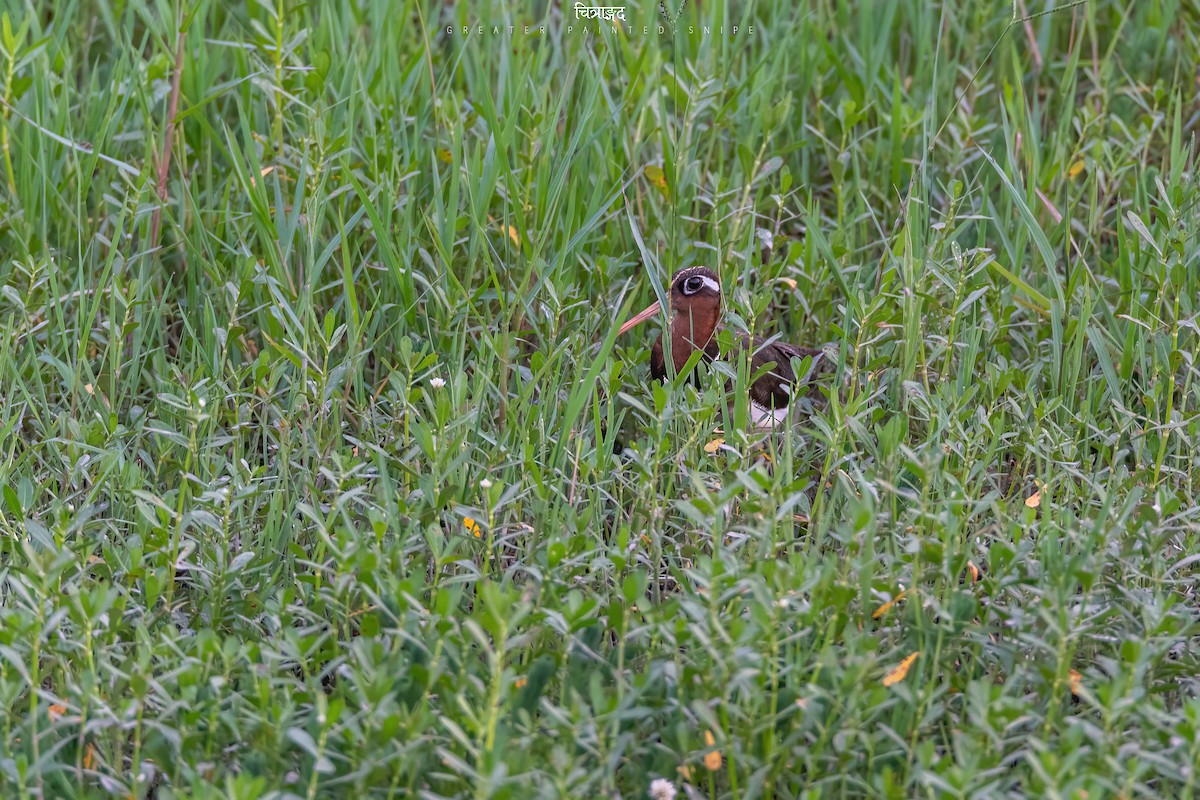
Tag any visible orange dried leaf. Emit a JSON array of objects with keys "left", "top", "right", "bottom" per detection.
[
  {"left": 703, "top": 730, "right": 722, "bottom": 771},
  {"left": 83, "top": 742, "right": 98, "bottom": 770},
  {"left": 249, "top": 165, "right": 277, "bottom": 188},
  {"left": 882, "top": 651, "right": 920, "bottom": 687},
  {"left": 645, "top": 165, "right": 668, "bottom": 196},
  {"left": 1025, "top": 481, "right": 1046, "bottom": 508},
  {"left": 1069, "top": 669, "right": 1082, "bottom": 697},
  {"left": 872, "top": 588, "right": 912, "bottom": 620},
  {"left": 504, "top": 225, "right": 519, "bottom": 246},
  {"left": 48, "top": 703, "right": 66, "bottom": 721}
]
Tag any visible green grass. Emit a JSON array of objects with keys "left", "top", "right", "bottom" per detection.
[{"left": 1, "top": 0, "right": 1199, "bottom": 797}]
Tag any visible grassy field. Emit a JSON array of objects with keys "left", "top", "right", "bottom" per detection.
[{"left": 0, "top": 0, "right": 1198, "bottom": 797}]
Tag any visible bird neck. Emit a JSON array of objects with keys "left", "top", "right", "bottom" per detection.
[{"left": 669, "top": 304, "right": 720, "bottom": 372}]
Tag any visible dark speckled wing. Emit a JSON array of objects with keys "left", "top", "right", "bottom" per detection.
[
  {"left": 648, "top": 327, "right": 830, "bottom": 409},
  {"left": 741, "top": 335, "right": 829, "bottom": 409},
  {"left": 649, "top": 332, "right": 720, "bottom": 383},
  {"left": 650, "top": 337, "right": 665, "bottom": 382}
]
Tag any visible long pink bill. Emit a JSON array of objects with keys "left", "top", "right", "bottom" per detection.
[{"left": 617, "top": 301, "right": 662, "bottom": 336}]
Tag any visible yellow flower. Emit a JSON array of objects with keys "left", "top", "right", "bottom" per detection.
[{"left": 465, "top": 517, "right": 482, "bottom": 537}]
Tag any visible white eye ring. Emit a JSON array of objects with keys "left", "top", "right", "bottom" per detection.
[{"left": 682, "top": 275, "right": 720, "bottom": 295}]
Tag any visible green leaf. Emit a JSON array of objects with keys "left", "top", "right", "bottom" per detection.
[
  {"left": 1124, "top": 210, "right": 1162, "bottom": 258},
  {"left": 980, "top": 148, "right": 1064, "bottom": 305},
  {"left": 3, "top": 483, "right": 19, "bottom": 519}
]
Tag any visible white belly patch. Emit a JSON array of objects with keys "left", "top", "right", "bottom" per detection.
[{"left": 751, "top": 402, "right": 791, "bottom": 428}]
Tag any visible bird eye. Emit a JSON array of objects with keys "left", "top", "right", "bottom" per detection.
[{"left": 684, "top": 276, "right": 704, "bottom": 294}]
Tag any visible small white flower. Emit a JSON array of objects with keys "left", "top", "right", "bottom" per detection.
[
  {"left": 649, "top": 778, "right": 676, "bottom": 800},
  {"left": 480, "top": 479, "right": 493, "bottom": 490},
  {"left": 429, "top": 377, "right": 446, "bottom": 389}
]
